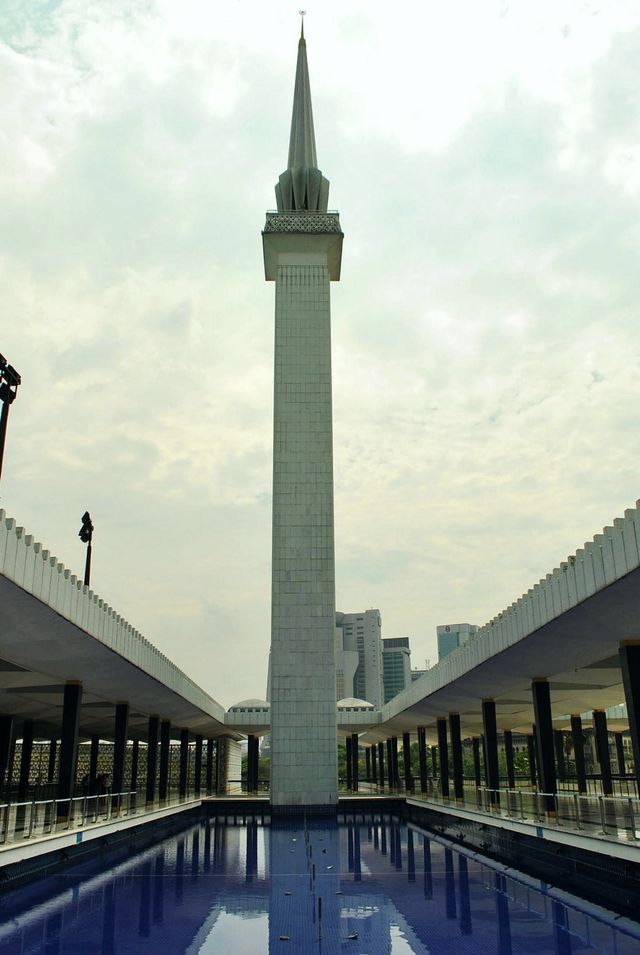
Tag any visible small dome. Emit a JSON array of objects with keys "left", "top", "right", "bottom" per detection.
[
  {"left": 228, "top": 698, "right": 270, "bottom": 712},
  {"left": 337, "top": 697, "right": 375, "bottom": 710}
]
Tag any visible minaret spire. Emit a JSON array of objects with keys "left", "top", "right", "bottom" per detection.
[{"left": 275, "top": 21, "right": 329, "bottom": 212}]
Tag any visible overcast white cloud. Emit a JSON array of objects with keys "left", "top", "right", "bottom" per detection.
[{"left": 1, "top": 1, "right": 639, "bottom": 705}]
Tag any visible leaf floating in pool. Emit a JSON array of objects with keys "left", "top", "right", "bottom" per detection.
[
  {"left": 284, "top": 891, "right": 293, "bottom": 896},
  {"left": 346, "top": 933, "right": 358, "bottom": 940},
  {"left": 326, "top": 864, "right": 334, "bottom": 869},
  {"left": 321, "top": 848, "right": 327, "bottom": 853},
  {"left": 335, "top": 890, "right": 343, "bottom": 895},
  {"left": 279, "top": 935, "right": 290, "bottom": 941}
]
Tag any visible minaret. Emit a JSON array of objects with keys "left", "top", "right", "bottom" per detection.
[{"left": 262, "top": 24, "right": 343, "bottom": 811}]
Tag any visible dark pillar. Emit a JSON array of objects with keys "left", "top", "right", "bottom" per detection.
[
  {"left": 365, "top": 747, "right": 371, "bottom": 782},
  {"left": 18, "top": 719, "right": 34, "bottom": 799},
  {"left": 346, "top": 736, "right": 353, "bottom": 790},
  {"left": 89, "top": 734, "right": 99, "bottom": 795},
  {"left": 131, "top": 739, "right": 139, "bottom": 793},
  {"left": 449, "top": 714, "right": 464, "bottom": 801},
  {"left": 206, "top": 739, "right": 214, "bottom": 794},
  {"left": 417, "top": 726, "right": 428, "bottom": 793},
  {"left": 504, "top": 730, "right": 515, "bottom": 790},
  {"left": 47, "top": 737, "right": 57, "bottom": 783},
  {"left": 378, "top": 741, "right": 385, "bottom": 787},
  {"left": 554, "top": 730, "right": 566, "bottom": 782},
  {"left": 351, "top": 733, "right": 359, "bottom": 792},
  {"left": 570, "top": 715, "right": 586, "bottom": 794},
  {"left": 386, "top": 738, "right": 394, "bottom": 789},
  {"left": 247, "top": 735, "right": 258, "bottom": 793},
  {"left": 532, "top": 679, "right": 557, "bottom": 813},
  {"left": 592, "top": 710, "right": 613, "bottom": 797},
  {"left": 615, "top": 733, "right": 626, "bottom": 777},
  {"left": 0, "top": 715, "right": 14, "bottom": 790},
  {"left": 57, "top": 682, "right": 82, "bottom": 818},
  {"left": 527, "top": 733, "right": 537, "bottom": 788},
  {"left": 437, "top": 717, "right": 449, "bottom": 798},
  {"left": 482, "top": 700, "right": 500, "bottom": 805},
  {"left": 431, "top": 744, "right": 438, "bottom": 781},
  {"left": 620, "top": 642, "right": 640, "bottom": 788},
  {"left": 145, "top": 716, "right": 159, "bottom": 807},
  {"left": 371, "top": 745, "right": 378, "bottom": 784},
  {"left": 112, "top": 702, "right": 129, "bottom": 807},
  {"left": 472, "top": 737, "right": 482, "bottom": 788},
  {"left": 194, "top": 735, "right": 203, "bottom": 796},
  {"left": 391, "top": 736, "right": 399, "bottom": 790},
  {"left": 402, "top": 732, "right": 413, "bottom": 793},
  {"left": 459, "top": 855, "right": 472, "bottom": 935},
  {"left": 159, "top": 720, "right": 170, "bottom": 802},
  {"left": 179, "top": 729, "right": 189, "bottom": 798}
]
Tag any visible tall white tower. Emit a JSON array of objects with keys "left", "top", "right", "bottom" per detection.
[{"left": 262, "top": 25, "right": 343, "bottom": 811}]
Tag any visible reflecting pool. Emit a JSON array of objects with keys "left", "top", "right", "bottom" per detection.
[{"left": 1, "top": 814, "right": 639, "bottom": 954}]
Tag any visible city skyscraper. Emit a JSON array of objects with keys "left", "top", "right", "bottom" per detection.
[
  {"left": 336, "top": 610, "right": 384, "bottom": 708},
  {"left": 437, "top": 623, "right": 478, "bottom": 660},
  {"left": 262, "top": 25, "right": 344, "bottom": 810}
]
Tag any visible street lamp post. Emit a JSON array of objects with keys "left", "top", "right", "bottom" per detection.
[
  {"left": 79, "top": 511, "right": 94, "bottom": 587},
  {"left": 0, "top": 354, "right": 21, "bottom": 485}
]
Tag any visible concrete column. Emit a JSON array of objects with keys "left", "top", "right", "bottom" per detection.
[
  {"left": 386, "top": 738, "right": 394, "bottom": 789},
  {"left": 179, "top": 729, "right": 189, "bottom": 798},
  {"left": 504, "top": 730, "right": 515, "bottom": 790},
  {"left": 472, "top": 737, "right": 482, "bottom": 788},
  {"left": 0, "top": 715, "right": 14, "bottom": 790},
  {"left": 89, "top": 734, "right": 99, "bottom": 795},
  {"left": 449, "top": 714, "right": 464, "bottom": 801},
  {"left": 18, "top": 719, "right": 34, "bottom": 799},
  {"left": 159, "top": 720, "right": 170, "bottom": 802},
  {"left": 554, "top": 730, "right": 566, "bottom": 782},
  {"left": 377, "top": 741, "right": 385, "bottom": 787},
  {"left": 402, "top": 732, "right": 413, "bottom": 793},
  {"left": 365, "top": 746, "right": 371, "bottom": 782},
  {"left": 371, "top": 745, "right": 378, "bottom": 784},
  {"left": 57, "top": 681, "right": 82, "bottom": 817},
  {"left": 206, "top": 739, "right": 214, "bottom": 794},
  {"left": 482, "top": 700, "right": 500, "bottom": 805},
  {"left": 417, "top": 726, "right": 428, "bottom": 793},
  {"left": 145, "top": 716, "right": 159, "bottom": 807},
  {"left": 437, "top": 717, "right": 449, "bottom": 799},
  {"left": 431, "top": 744, "right": 438, "bottom": 781},
  {"left": 619, "top": 642, "right": 640, "bottom": 787},
  {"left": 47, "top": 738, "right": 57, "bottom": 783},
  {"left": 532, "top": 679, "right": 557, "bottom": 813},
  {"left": 130, "top": 739, "right": 139, "bottom": 793},
  {"left": 570, "top": 715, "right": 586, "bottom": 794},
  {"left": 194, "top": 735, "right": 203, "bottom": 796},
  {"left": 351, "top": 733, "right": 359, "bottom": 792},
  {"left": 112, "top": 702, "right": 129, "bottom": 807},
  {"left": 527, "top": 733, "right": 537, "bottom": 787},
  {"left": 345, "top": 736, "right": 353, "bottom": 790},
  {"left": 247, "top": 735, "right": 258, "bottom": 793},
  {"left": 592, "top": 710, "right": 613, "bottom": 796},
  {"left": 391, "top": 737, "right": 399, "bottom": 791},
  {"left": 615, "top": 733, "right": 626, "bottom": 777}
]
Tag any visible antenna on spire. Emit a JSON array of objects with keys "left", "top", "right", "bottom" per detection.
[{"left": 299, "top": 10, "right": 306, "bottom": 40}]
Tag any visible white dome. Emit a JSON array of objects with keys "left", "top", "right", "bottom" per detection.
[
  {"left": 337, "top": 697, "right": 375, "bottom": 709},
  {"left": 228, "top": 698, "right": 270, "bottom": 711}
]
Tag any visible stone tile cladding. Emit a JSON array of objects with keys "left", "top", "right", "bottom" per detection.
[{"left": 270, "top": 264, "right": 338, "bottom": 807}]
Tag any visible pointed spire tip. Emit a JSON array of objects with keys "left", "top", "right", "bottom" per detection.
[{"left": 299, "top": 9, "right": 306, "bottom": 43}]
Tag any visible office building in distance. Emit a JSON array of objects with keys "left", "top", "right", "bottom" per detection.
[{"left": 437, "top": 623, "right": 478, "bottom": 661}]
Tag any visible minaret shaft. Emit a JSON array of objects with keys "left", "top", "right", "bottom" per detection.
[{"left": 269, "top": 263, "right": 337, "bottom": 808}]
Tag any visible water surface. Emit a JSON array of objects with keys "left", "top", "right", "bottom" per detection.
[{"left": 0, "top": 814, "right": 638, "bottom": 954}]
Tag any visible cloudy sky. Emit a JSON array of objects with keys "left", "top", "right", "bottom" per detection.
[{"left": 1, "top": 1, "right": 639, "bottom": 708}]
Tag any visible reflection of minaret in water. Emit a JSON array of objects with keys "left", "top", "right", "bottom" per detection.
[{"left": 268, "top": 820, "right": 340, "bottom": 952}]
